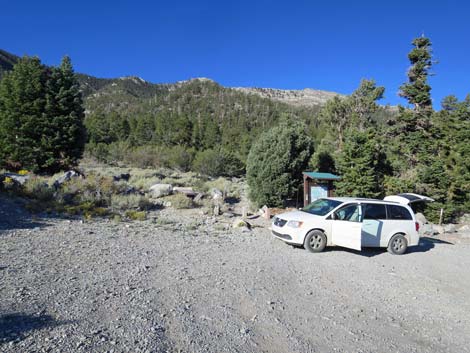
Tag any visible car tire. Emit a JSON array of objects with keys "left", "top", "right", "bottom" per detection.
[
  {"left": 304, "top": 230, "right": 327, "bottom": 253},
  {"left": 387, "top": 234, "right": 408, "bottom": 255}
]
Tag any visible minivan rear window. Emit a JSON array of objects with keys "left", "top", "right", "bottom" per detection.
[
  {"left": 363, "top": 204, "right": 387, "bottom": 220},
  {"left": 387, "top": 205, "right": 413, "bottom": 220}
]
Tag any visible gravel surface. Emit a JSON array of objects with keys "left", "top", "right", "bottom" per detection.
[{"left": 1, "top": 195, "right": 470, "bottom": 352}]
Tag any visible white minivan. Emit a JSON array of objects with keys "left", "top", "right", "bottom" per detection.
[{"left": 271, "top": 194, "right": 433, "bottom": 255}]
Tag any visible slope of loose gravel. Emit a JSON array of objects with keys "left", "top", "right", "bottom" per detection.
[{"left": 1, "top": 197, "right": 470, "bottom": 352}]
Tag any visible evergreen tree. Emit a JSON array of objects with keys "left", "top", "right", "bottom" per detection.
[
  {"left": 246, "top": 118, "right": 313, "bottom": 207},
  {"left": 399, "top": 36, "right": 433, "bottom": 116},
  {"left": 0, "top": 57, "right": 47, "bottom": 171},
  {"left": 43, "top": 56, "right": 86, "bottom": 171},
  {"left": 0, "top": 55, "right": 85, "bottom": 173},
  {"left": 388, "top": 36, "right": 436, "bottom": 171},
  {"left": 335, "top": 129, "right": 391, "bottom": 198}
]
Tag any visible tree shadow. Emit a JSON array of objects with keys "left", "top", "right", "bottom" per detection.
[
  {"left": 0, "top": 194, "right": 62, "bottom": 234},
  {"left": 224, "top": 196, "right": 240, "bottom": 205},
  {"left": 0, "top": 313, "right": 65, "bottom": 343}
]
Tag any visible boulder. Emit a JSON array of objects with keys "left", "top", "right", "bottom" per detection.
[
  {"left": 193, "top": 193, "right": 205, "bottom": 203},
  {"left": 259, "top": 205, "right": 271, "bottom": 219},
  {"left": 458, "top": 224, "right": 470, "bottom": 232},
  {"left": 211, "top": 188, "right": 223, "bottom": 200},
  {"left": 415, "top": 212, "right": 427, "bottom": 224},
  {"left": 444, "top": 224, "right": 457, "bottom": 233},
  {"left": 53, "top": 170, "right": 83, "bottom": 189},
  {"left": 432, "top": 224, "right": 445, "bottom": 235},
  {"left": 232, "top": 218, "right": 251, "bottom": 231},
  {"left": 149, "top": 184, "right": 173, "bottom": 198},
  {"left": 3, "top": 173, "right": 30, "bottom": 186},
  {"left": 173, "top": 187, "right": 197, "bottom": 197},
  {"left": 420, "top": 223, "right": 434, "bottom": 236}
]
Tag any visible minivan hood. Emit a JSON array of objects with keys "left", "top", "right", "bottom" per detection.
[{"left": 275, "top": 210, "right": 322, "bottom": 221}]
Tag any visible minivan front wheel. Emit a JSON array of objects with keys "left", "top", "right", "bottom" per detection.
[
  {"left": 387, "top": 234, "right": 408, "bottom": 255},
  {"left": 304, "top": 230, "right": 327, "bottom": 253}
]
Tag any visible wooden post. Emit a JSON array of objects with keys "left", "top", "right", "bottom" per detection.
[
  {"left": 303, "top": 174, "right": 309, "bottom": 207},
  {"left": 439, "top": 208, "right": 444, "bottom": 226}
]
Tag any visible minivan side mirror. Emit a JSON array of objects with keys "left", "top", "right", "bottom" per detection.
[{"left": 330, "top": 212, "right": 337, "bottom": 220}]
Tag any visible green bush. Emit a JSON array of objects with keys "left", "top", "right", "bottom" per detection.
[
  {"left": 22, "top": 177, "right": 54, "bottom": 202},
  {"left": 111, "top": 194, "right": 153, "bottom": 211},
  {"left": 125, "top": 210, "right": 147, "bottom": 221},
  {"left": 192, "top": 148, "right": 244, "bottom": 177},
  {"left": 168, "top": 193, "right": 194, "bottom": 209},
  {"left": 246, "top": 119, "right": 313, "bottom": 207}
]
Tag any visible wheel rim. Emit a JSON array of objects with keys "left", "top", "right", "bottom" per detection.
[
  {"left": 310, "top": 234, "right": 323, "bottom": 249},
  {"left": 392, "top": 237, "right": 405, "bottom": 251}
]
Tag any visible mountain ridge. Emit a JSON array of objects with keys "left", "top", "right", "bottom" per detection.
[{"left": 0, "top": 49, "right": 340, "bottom": 108}]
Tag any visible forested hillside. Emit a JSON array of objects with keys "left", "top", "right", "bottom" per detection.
[
  {"left": 0, "top": 49, "right": 18, "bottom": 79},
  {"left": 3, "top": 39, "right": 467, "bottom": 222}
]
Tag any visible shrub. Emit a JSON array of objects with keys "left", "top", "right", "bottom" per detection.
[
  {"left": 192, "top": 148, "right": 244, "bottom": 177},
  {"left": 111, "top": 194, "right": 153, "bottom": 211},
  {"left": 125, "top": 210, "right": 147, "bottom": 221},
  {"left": 23, "top": 177, "right": 54, "bottom": 202},
  {"left": 168, "top": 193, "right": 194, "bottom": 209},
  {"left": 166, "top": 146, "right": 195, "bottom": 172},
  {"left": 246, "top": 119, "right": 314, "bottom": 207}
]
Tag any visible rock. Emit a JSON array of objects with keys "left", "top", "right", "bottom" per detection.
[
  {"left": 120, "top": 186, "right": 139, "bottom": 195},
  {"left": 173, "top": 187, "right": 197, "bottom": 197},
  {"left": 259, "top": 205, "right": 270, "bottom": 219},
  {"left": 113, "top": 173, "right": 130, "bottom": 182},
  {"left": 3, "top": 172, "right": 30, "bottom": 185},
  {"left": 211, "top": 188, "right": 223, "bottom": 200},
  {"left": 415, "top": 212, "right": 428, "bottom": 228},
  {"left": 432, "top": 224, "right": 445, "bottom": 235},
  {"left": 232, "top": 218, "right": 251, "bottom": 230},
  {"left": 420, "top": 223, "right": 434, "bottom": 236},
  {"left": 444, "top": 224, "right": 457, "bottom": 233},
  {"left": 149, "top": 184, "right": 173, "bottom": 198},
  {"left": 213, "top": 204, "right": 221, "bottom": 216},
  {"left": 53, "top": 170, "right": 84, "bottom": 189},
  {"left": 193, "top": 193, "right": 204, "bottom": 202},
  {"left": 458, "top": 213, "right": 470, "bottom": 224},
  {"left": 223, "top": 212, "right": 235, "bottom": 218},
  {"left": 458, "top": 224, "right": 470, "bottom": 232}
]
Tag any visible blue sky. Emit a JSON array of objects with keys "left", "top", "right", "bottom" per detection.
[{"left": 1, "top": 0, "right": 469, "bottom": 108}]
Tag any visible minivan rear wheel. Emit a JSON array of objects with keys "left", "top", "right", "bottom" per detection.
[
  {"left": 304, "top": 230, "right": 327, "bottom": 253},
  {"left": 387, "top": 234, "right": 408, "bottom": 255}
]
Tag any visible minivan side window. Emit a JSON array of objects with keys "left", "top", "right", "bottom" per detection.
[
  {"left": 334, "top": 204, "right": 361, "bottom": 222},
  {"left": 387, "top": 205, "right": 413, "bottom": 220},
  {"left": 363, "top": 204, "right": 387, "bottom": 220}
]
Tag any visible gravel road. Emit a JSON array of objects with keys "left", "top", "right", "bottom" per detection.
[{"left": 1, "top": 195, "right": 470, "bottom": 352}]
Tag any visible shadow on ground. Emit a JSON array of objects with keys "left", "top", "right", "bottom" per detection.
[
  {"left": 322, "top": 236, "right": 454, "bottom": 258},
  {"left": 0, "top": 313, "right": 64, "bottom": 343},
  {"left": 0, "top": 194, "right": 59, "bottom": 233}
]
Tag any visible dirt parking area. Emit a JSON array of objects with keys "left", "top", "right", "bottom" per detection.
[{"left": 1, "top": 197, "right": 470, "bottom": 353}]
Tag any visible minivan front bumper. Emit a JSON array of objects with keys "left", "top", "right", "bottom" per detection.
[{"left": 270, "top": 224, "right": 304, "bottom": 245}]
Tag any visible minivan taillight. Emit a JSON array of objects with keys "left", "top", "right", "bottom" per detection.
[{"left": 415, "top": 222, "right": 420, "bottom": 232}]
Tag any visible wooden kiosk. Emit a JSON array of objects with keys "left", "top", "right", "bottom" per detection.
[{"left": 303, "top": 172, "right": 341, "bottom": 206}]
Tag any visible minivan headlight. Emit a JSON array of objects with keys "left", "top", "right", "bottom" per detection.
[{"left": 286, "top": 220, "right": 303, "bottom": 228}]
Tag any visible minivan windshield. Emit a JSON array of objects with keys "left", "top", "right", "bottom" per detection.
[{"left": 302, "top": 198, "right": 343, "bottom": 216}]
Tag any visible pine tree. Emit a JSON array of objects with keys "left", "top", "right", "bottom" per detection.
[
  {"left": 246, "top": 118, "right": 314, "bottom": 207},
  {"left": 0, "top": 55, "right": 85, "bottom": 173},
  {"left": 389, "top": 36, "right": 436, "bottom": 170},
  {"left": 335, "top": 129, "right": 391, "bottom": 198},
  {"left": 399, "top": 36, "right": 433, "bottom": 117},
  {"left": 43, "top": 56, "right": 86, "bottom": 172},
  {"left": 0, "top": 57, "right": 47, "bottom": 171}
]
